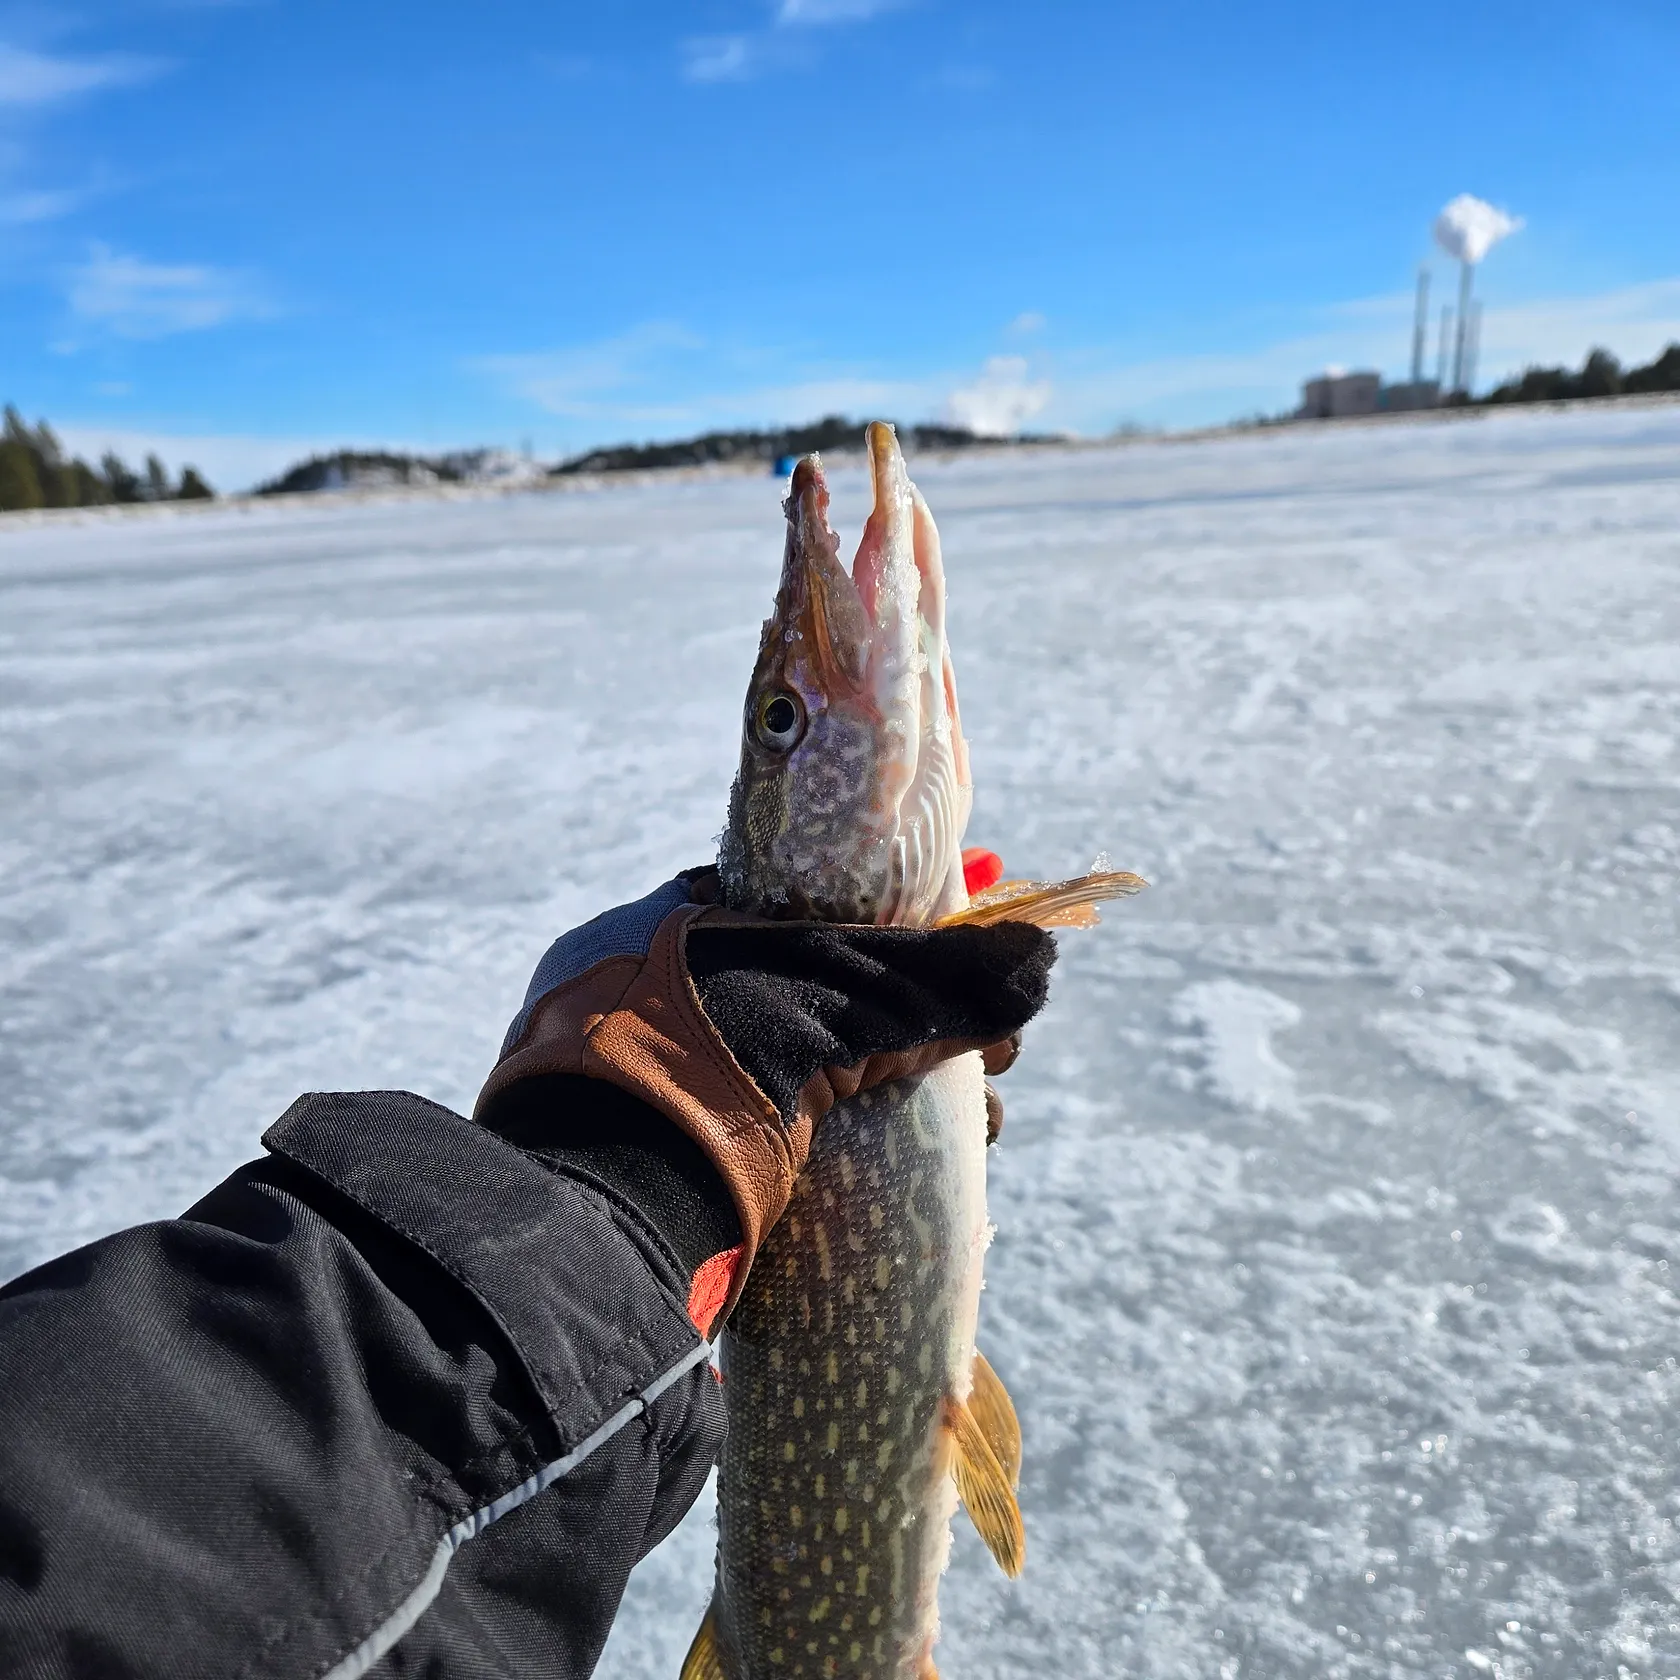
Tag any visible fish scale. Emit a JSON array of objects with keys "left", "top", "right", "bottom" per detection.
[{"left": 715, "top": 1056, "right": 989, "bottom": 1680}]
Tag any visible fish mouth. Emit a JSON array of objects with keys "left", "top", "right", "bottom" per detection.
[
  {"left": 785, "top": 422, "right": 972, "bottom": 922},
  {"left": 783, "top": 421, "right": 946, "bottom": 690},
  {"left": 781, "top": 450, "right": 867, "bottom": 697}
]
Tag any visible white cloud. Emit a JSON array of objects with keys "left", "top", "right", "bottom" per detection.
[
  {"left": 0, "top": 185, "right": 80, "bottom": 223},
  {"left": 776, "top": 0, "right": 906, "bottom": 23},
  {"left": 1476, "top": 278, "right": 1680, "bottom": 376},
  {"left": 943, "top": 355, "right": 1051, "bottom": 436},
  {"left": 715, "top": 374, "right": 930, "bottom": 424},
  {"left": 0, "top": 44, "right": 165, "bottom": 107},
  {"left": 684, "top": 0, "right": 906, "bottom": 81},
  {"left": 682, "top": 35, "right": 755, "bottom": 83},
  {"left": 475, "top": 321, "right": 955, "bottom": 445},
  {"left": 1007, "top": 310, "right": 1046, "bottom": 337},
  {"left": 476, "top": 322, "right": 711, "bottom": 420},
  {"left": 1063, "top": 332, "right": 1384, "bottom": 416},
  {"left": 68, "top": 244, "right": 273, "bottom": 339}
]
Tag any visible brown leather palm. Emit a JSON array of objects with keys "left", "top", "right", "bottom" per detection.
[
  {"left": 480, "top": 908, "right": 766, "bottom": 1250},
  {"left": 478, "top": 902, "right": 1054, "bottom": 1316}
]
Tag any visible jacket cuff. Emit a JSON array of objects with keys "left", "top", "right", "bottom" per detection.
[
  {"left": 262, "top": 1090, "right": 705, "bottom": 1450},
  {"left": 475, "top": 1072, "right": 742, "bottom": 1282}
]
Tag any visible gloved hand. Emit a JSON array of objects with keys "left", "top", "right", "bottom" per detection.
[{"left": 475, "top": 869, "right": 1053, "bottom": 1325}]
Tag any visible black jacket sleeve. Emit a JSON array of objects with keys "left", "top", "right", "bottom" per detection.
[{"left": 0, "top": 1089, "right": 727, "bottom": 1680}]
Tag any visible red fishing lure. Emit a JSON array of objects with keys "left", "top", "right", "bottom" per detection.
[{"left": 961, "top": 847, "right": 1004, "bottom": 896}]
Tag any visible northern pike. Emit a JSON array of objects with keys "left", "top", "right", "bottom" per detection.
[{"left": 684, "top": 423, "right": 1142, "bottom": 1680}]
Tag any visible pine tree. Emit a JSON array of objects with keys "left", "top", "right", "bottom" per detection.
[
  {"left": 1, "top": 406, "right": 46, "bottom": 510},
  {"left": 1578, "top": 349, "right": 1622, "bottom": 400},
  {"left": 67, "top": 460, "right": 111, "bottom": 505},
  {"left": 102, "top": 452, "right": 143, "bottom": 503},
  {"left": 0, "top": 404, "right": 158, "bottom": 509},
  {"left": 1624, "top": 344, "right": 1680, "bottom": 394},
  {"left": 0, "top": 438, "right": 43, "bottom": 510}
]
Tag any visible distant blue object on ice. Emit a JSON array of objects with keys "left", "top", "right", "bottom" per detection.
[{"left": 772, "top": 454, "right": 796, "bottom": 478}]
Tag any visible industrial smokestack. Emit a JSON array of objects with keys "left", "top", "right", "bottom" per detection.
[
  {"left": 1436, "top": 305, "right": 1453, "bottom": 388},
  {"left": 1465, "top": 301, "right": 1484, "bottom": 395},
  {"left": 1411, "top": 267, "right": 1430, "bottom": 386},
  {"left": 1433, "top": 195, "right": 1522, "bottom": 395},
  {"left": 1452, "top": 259, "right": 1473, "bottom": 393}
]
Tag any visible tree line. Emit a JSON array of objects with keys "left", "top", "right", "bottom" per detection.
[
  {"left": 0, "top": 406, "right": 214, "bottom": 513},
  {"left": 250, "top": 421, "right": 1014, "bottom": 496},
  {"left": 1479, "top": 343, "right": 1680, "bottom": 406},
  {"left": 551, "top": 416, "right": 1000, "bottom": 476}
]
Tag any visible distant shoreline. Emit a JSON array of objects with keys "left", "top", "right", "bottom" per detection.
[{"left": 5, "top": 390, "right": 1678, "bottom": 532}]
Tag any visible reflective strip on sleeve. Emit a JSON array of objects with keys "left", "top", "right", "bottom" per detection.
[{"left": 320, "top": 1339, "right": 715, "bottom": 1680}]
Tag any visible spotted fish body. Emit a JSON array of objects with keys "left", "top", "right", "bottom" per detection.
[
  {"left": 691, "top": 424, "right": 1138, "bottom": 1680},
  {"left": 715, "top": 1052, "right": 989, "bottom": 1680}
]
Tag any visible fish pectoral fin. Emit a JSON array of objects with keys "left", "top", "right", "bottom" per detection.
[
  {"left": 934, "top": 869, "right": 1147, "bottom": 930},
  {"left": 969, "top": 1350, "right": 1023, "bottom": 1489},
  {"left": 679, "top": 1605, "right": 728, "bottom": 1680},
  {"left": 946, "top": 1394, "right": 1025, "bottom": 1578}
]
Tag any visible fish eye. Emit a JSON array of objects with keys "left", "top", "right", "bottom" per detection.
[{"left": 754, "top": 689, "right": 806, "bottom": 752}]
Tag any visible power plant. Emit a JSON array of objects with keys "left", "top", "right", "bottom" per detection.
[{"left": 1297, "top": 194, "right": 1520, "bottom": 421}]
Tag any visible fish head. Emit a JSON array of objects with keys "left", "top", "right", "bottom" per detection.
[{"left": 719, "top": 421, "right": 973, "bottom": 925}]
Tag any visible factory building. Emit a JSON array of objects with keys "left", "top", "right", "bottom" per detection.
[
  {"left": 1298, "top": 370, "right": 1381, "bottom": 419},
  {"left": 1379, "top": 380, "right": 1442, "bottom": 413},
  {"left": 1297, "top": 371, "right": 1444, "bottom": 418},
  {"left": 1295, "top": 201, "right": 1516, "bottom": 422}
]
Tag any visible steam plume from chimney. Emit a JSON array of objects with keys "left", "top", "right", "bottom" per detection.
[{"left": 1433, "top": 194, "right": 1522, "bottom": 265}]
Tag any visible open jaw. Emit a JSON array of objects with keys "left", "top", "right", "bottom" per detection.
[
  {"left": 784, "top": 421, "right": 947, "bottom": 677},
  {"left": 787, "top": 423, "right": 974, "bottom": 924}
]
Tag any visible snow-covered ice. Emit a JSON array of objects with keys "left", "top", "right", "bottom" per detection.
[{"left": 4, "top": 403, "right": 1680, "bottom": 1677}]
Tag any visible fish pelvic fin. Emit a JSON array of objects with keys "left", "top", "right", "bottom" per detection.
[
  {"left": 933, "top": 869, "right": 1147, "bottom": 930},
  {"left": 969, "top": 1350, "right": 1023, "bottom": 1490},
  {"left": 946, "top": 1394, "right": 1025, "bottom": 1578},
  {"left": 679, "top": 1605, "right": 728, "bottom": 1680}
]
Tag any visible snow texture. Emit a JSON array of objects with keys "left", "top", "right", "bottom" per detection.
[{"left": 4, "top": 402, "right": 1680, "bottom": 1679}]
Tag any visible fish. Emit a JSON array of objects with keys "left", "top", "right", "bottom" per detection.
[{"left": 687, "top": 422, "right": 1143, "bottom": 1680}]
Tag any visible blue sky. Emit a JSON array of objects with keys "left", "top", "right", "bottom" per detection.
[{"left": 3, "top": 0, "right": 1679, "bottom": 487}]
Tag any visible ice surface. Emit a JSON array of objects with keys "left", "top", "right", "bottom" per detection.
[{"left": 4, "top": 403, "right": 1680, "bottom": 1677}]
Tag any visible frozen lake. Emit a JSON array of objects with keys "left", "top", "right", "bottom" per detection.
[{"left": 3, "top": 405, "right": 1679, "bottom": 1678}]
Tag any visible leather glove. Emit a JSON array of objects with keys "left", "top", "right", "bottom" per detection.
[{"left": 476, "top": 870, "right": 1054, "bottom": 1323}]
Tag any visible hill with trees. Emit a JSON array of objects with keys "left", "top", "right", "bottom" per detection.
[
  {"left": 255, "top": 446, "right": 542, "bottom": 496},
  {"left": 0, "top": 407, "right": 213, "bottom": 512},
  {"left": 549, "top": 415, "right": 1004, "bottom": 476},
  {"left": 1479, "top": 343, "right": 1680, "bottom": 407},
  {"left": 257, "top": 450, "right": 449, "bottom": 495},
  {"left": 252, "top": 419, "right": 1013, "bottom": 497}
]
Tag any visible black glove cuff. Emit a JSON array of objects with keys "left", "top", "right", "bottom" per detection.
[{"left": 479, "top": 1074, "right": 743, "bottom": 1277}]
